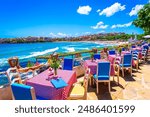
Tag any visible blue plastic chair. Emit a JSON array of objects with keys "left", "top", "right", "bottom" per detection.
[
  {"left": 74, "top": 60, "right": 81, "bottom": 66},
  {"left": 63, "top": 58, "right": 73, "bottom": 70},
  {"left": 143, "top": 45, "right": 149, "bottom": 51},
  {"left": 11, "top": 83, "right": 46, "bottom": 100},
  {"left": 122, "top": 48, "right": 125, "bottom": 51},
  {"left": 132, "top": 51, "right": 139, "bottom": 71},
  {"left": 93, "top": 62, "right": 111, "bottom": 93},
  {"left": 132, "top": 45, "right": 136, "bottom": 48},
  {"left": 142, "top": 49, "right": 147, "bottom": 62},
  {"left": 109, "top": 50, "right": 116, "bottom": 55},
  {"left": 120, "top": 54, "right": 132, "bottom": 77},
  {"left": 132, "top": 51, "right": 139, "bottom": 60},
  {"left": 94, "top": 54, "right": 101, "bottom": 60}
]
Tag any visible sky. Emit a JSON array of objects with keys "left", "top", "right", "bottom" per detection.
[{"left": 0, "top": 0, "right": 150, "bottom": 38}]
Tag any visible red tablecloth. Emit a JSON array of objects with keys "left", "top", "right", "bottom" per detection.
[
  {"left": 84, "top": 59, "right": 115, "bottom": 76},
  {"left": 26, "top": 69, "right": 77, "bottom": 100}
]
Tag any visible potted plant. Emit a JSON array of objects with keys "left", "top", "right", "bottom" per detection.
[
  {"left": 90, "top": 52, "right": 94, "bottom": 62},
  {"left": 118, "top": 47, "right": 122, "bottom": 56},
  {"left": 75, "top": 52, "right": 81, "bottom": 58},
  {"left": 49, "top": 53, "right": 61, "bottom": 76},
  {"left": 27, "top": 61, "right": 34, "bottom": 67},
  {"left": 103, "top": 47, "right": 108, "bottom": 57},
  {"left": 92, "top": 48, "right": 98, "bottom": 53}
]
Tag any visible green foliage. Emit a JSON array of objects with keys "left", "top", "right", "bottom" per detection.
[
  {"left": 50, "top": 55, "right": 61, "bottom": 70},
  {"left": 132, "top": 3, "right": 150, "bottom": 34},
  {"left": 90, "top": 52, "right": 94, "bottom": 58},
  {"left": 118, "top": 47, "right": 122, "bottom": 54},
  {"left": 27, "top": 61, "right": 34, "bottom": 67}
]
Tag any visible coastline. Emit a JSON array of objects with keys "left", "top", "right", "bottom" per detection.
[
  {"left": 81, "top": 40, "right": 129, "bottom": 45},
  {"left": 0, "top": 40, "right": 129, "bottom": 45}
]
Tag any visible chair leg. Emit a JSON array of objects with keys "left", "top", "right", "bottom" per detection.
[
  {"left": 136, "top": 60, "right": 138, "bottom": 71},
  {"left": 89, "top": 76, "right": 91, "bottom": 86},
  {"left": 117, "top": 75, "right": 119, "bottom": 85},
  {"left": 122, "top": 67, "right": 124, "bottom": 77},
  {"left": 130, "top": 67, "right": 132, "bottom": 76},
  {"left": 136, "top": 63, "right": 138, "bottom": 71},
  {"left": 93, "top": 78, "right": 95, "bottom": 85},
  {"left": 108, "top": 82, "right": 111, "bottom": 92},
  {"left": 96, "top": 82, "right": 99, "bottom": 94}
]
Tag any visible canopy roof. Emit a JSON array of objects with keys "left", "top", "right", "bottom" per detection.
[{"left": 143, "top": 35, "right": 150, "bottom": 39}]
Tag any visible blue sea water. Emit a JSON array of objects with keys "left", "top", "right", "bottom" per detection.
[{"left": 0, "top": 41, "right": 114, "bottom": 85}]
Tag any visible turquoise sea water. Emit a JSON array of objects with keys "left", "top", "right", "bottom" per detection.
[{"left": 0, "top": 41, "right": 114, "bottom": 85}]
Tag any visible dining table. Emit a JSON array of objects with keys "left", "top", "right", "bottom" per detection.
[
  {"left": 84, "top": 59, "right": 115, "bottom": 76},
  {"left": 26, "top": 69, "right": 77, "bottom": 100},
  {"left": 108, "top": 54, "right": 136, "bottom": 67},
  {"left": 132, "top": 47, "right": 142, "bottom": 51}
]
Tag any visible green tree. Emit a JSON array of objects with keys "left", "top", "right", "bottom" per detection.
[{"left": 132, "top": 3, "right": 150, "bottom": 34}]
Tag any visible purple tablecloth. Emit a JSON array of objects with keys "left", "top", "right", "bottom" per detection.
[
  {"left": 84, "top": 59, "right": 115, "bottom": 76},
  {"left": 26, "top": 69, "right": 77, "bottom": 100}
]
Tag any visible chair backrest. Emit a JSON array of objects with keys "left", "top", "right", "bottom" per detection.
[
  {"left": 97, "top": 62, "right": 110, "bottom": 80},
  {"left": 63, "top": 58, "right": 73, "bottom": 70},
  {"left": 132, "top": 51, "right": 139, "bottom": 60},
  {"left": 74, "top": 59, "right": 81, "bottom": 66},
  {"left": 11, "top": 83, "right": 36, "bottom": 100},
  {"left": 109, "top": 50, "right": 116, "bottom": 55},
  {"left": 143, "top": 45, "right": 149, "bottom": 50},
  {"left": 83, "top": 68, "right": 90, "bottom": 97},
  {"left": 122, "top": 48, "right": 125, "bottom": 51},
  {"left": 123, "top": 54, "right": 132, "bottom": 66},
  {"left": 132, "top": 45, "right": 136, "bottom": 48},
  {"left": 82, "top": 56, "right": 90, "bottom": 60},
  {"left": 94, "top": 54, "right": 101, "bottom": 60},
  {"left": 132, "top": 51, "right": 139, "bottom": 55},
  {"left": 6, "top": 68, "right": 22, "bottom": 84}
]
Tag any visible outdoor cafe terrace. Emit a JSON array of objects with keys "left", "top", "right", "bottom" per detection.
[{"left": 0, "top": 42, "right": 150, "bottom": 100}]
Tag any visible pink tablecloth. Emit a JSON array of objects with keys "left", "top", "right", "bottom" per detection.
[
  {"left": 84, "top": 59, "right": 115, "bottom": 76},
  {"left": 132, "top": 47, "right": 142, "bottom": 51},
  {"left": 108, "top": 55, "right": 136, "bottom": 67},
  {"left": 26, "top": 69, "right": 77, "bottom": 100},
  {"left": 108, "top": 55, "right": 116, "bottom": 64},
  {"left": 121, "top": 51, "right": 131, "bottom": 55}
]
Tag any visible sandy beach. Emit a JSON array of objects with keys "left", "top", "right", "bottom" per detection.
[{"left": 81, "top": 40, "right": 129, "bottom": 45}]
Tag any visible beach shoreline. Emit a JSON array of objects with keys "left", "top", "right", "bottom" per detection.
[{"left": 81, "top": 40, "right": 129, "bottom": 45}]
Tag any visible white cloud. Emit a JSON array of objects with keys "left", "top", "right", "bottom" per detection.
[
  {"left": 49, "top": 32, "right": 57, "bottom": 37},
  {"left": 77, "top": 5, "right": 92, "bottom": 15},
  {"left": 91, "top": 21, "right": 108, "bottom": 29},
  {"left": 99, "top": 2, "right": 125, "bottom": 17},
  {"left": 96, "top": 9, "right": 101, "bottom": 13},
  {"left": 49, "top": 32, "right": 68, "bottom": 37},
  {"left": 129, "top": 5, "right": 144, "bottom": 16},
  {"left": 111, "top": 22, "right": 132, "bottom": 29},
  {"left": 57, "top": 32, "right": 67, "bottom": 37}
]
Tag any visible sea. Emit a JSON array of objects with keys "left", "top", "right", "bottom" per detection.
[{"left": 0, "top": 41, "right": 115, "bottom": 85}]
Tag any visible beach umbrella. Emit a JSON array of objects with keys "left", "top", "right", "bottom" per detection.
[{"left": 143, "top": 35, "right": 150, "bottom": 39}]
